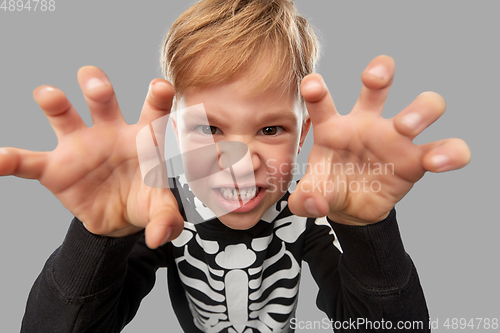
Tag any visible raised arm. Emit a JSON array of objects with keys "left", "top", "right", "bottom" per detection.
[{"left": 295, "top": 55, "right": 470, "bottom": 331}]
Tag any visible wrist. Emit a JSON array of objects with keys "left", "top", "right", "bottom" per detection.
[
  {"left": 327, "top": 210, "right": 390, "bottom": 226},
  {"left": 103, "top": 225, "right": 144, "bottom": 237},
  {"left": 80, "top": 219, "right": 144, "bottom": 238}
]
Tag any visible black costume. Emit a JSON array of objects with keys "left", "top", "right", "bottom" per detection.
[{"left": 21, "top": 179, "right": 429, "bottom": 332}]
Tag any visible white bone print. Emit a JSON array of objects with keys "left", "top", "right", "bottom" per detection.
[{"left": 171, "top": 213, "right": 309, "bottom": 333}]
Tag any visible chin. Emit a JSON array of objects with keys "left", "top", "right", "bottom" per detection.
[{"left": 217, "top": 213, "right": 262, "bottom": 230}]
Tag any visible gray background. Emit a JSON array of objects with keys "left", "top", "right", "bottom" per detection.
[{"left": 0, "top": 1, "right": 498, "bottom": 332}]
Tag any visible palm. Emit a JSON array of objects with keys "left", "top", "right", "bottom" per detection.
[
  {"left": 289, "top": 56, "right": 470, "bottom": 224},
  {"left": 41, "top": 124, "right": 142, "bottom": 234},
  {"left": 0, "top": 66, "right": 183, "bottom": 247}
]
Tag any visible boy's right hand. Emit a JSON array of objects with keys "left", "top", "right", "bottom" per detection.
[{"left": 0, "top": 66, "right": 184, "bottom": 249}]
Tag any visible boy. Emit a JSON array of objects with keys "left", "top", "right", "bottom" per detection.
[{"left": 0, "top": 0, "right": 470, "bottom": 332}]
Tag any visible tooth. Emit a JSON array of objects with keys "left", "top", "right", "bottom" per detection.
[{"left": 218, "top": 187, "right": 259, "bottom": 201}]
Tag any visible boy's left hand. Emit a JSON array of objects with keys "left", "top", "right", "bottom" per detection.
[{"left": 288, "top": 55, "right": 471, "bottom": 225}]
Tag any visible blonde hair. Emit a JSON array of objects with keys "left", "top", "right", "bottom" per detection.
[{"left": 161, "top": 0, "right": 319, "bottom": 105}]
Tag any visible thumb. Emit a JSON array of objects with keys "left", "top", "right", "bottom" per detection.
[
  {"left": 288, "top": 149, "right": 332, "bottom": 218},
  {"left": 144, "top": 206, "right": 184, "bottom": 249},
  {"left": 288, "top": 179, "right": 330, "bottom": 218},
  {"left": 288, "top": 189, "right": 329, "bottom": 218}
]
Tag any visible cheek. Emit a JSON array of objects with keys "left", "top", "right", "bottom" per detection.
[{"left": 263, "top": 149, "right": 297, "bottom": 181}]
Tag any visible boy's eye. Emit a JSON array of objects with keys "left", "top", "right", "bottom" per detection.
[
  {"left": 197, "top": 125, "right": 221, "bottom": 135},
  {"left": 259, "top": 126, "right": 283, "bottom": 136}
]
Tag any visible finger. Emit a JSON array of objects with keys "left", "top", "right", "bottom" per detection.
[
  {"left": 0, "top": 148, "right": 48, "bottom": 180},
  {"left": 394, "top": 91, "right": 446, "bottom": 140},
  {"left": 144, "top": 204, "right": 184, "bottom": 249},
  {"left": 352, "top": 55, "right": 396, "bottom": 114},
  {"left": 77, "top": 66, "right": 125, "bottom": 125},
  {"left": 33, "top": 85, "right": 87, "bottom": 137},
  {"left": 300, "top": 73, "right": 339, "bottom": 126},
  {"left": 419, "top": 138, "right": 471, "bottom": 173},
  {"left": 138, "top": 79, "right": 175, "bottom": 125}
]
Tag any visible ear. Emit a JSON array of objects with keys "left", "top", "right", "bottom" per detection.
[{"left": 297, "top": 115, "right": 311, "bottom": 154}]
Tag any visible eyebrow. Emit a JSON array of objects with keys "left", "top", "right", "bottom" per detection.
[
  {"left": 256, "top": 108, "right": 299, "bottom": 125},
  {"left": 178, "top": 107, "right": 299, "bottom": 128},
  {"left": 177, "top": 109, "right": 210, "bottom": 125}
]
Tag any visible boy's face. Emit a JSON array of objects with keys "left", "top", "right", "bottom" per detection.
[{"left": 174, "top": 73, "right": 310, "bottom": 230}]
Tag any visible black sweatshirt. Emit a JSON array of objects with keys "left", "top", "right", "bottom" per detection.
[{"left": 21, "top": 181, "right": 429, "bottom": 332}]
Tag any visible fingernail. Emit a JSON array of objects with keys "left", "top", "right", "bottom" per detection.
[
  {"left": 401, "top": 113, "right": 422, "bottom": 131},
  {"left": 86, "top": 77, "right": 105, "bottom": 90},
  {"left": 303, "top": 80, "right": 324, "bottom": 95},
  {"left": 367, "top": 65, "right": 388, "bottom": 79},
  {"left": 154, "top": 81, "right": 170, "bottom": 89},
  {"left": 160, "top": 228, "right": 172, "bottom": 246},
  {"left": 432, "top": 155, "right": 449, "bottom": 170},
  {"left": 149, "top": 81, "right": 170, "bottom": 99},
  {"left": 148, "top": 81, "right": 156, "bottom": 98},
  {"left": 305, "top": 198, "right": 321, "bottom": 216}
]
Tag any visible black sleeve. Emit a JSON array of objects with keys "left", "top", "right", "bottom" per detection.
[
  {"left": 303, "top": 208, "right": 430, "bottom": 332},
  {"left": 20, "top": 217, "right": 169, "bottom": 333}
]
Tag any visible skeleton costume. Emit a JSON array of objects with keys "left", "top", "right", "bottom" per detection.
[{"left": 21, "top": 178, "right": 429, "bottom": 332}]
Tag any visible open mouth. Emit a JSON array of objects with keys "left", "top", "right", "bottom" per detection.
[
  {"left": 211, "top": 185, "right": 266, "bottom": 214},
  {"left": 218, "top": 186, "right": 260, "bottom": 201}
]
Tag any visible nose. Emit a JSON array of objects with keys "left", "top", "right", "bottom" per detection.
[{"left": 217, "top": 140, "right": 260, "bottom": 177}]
